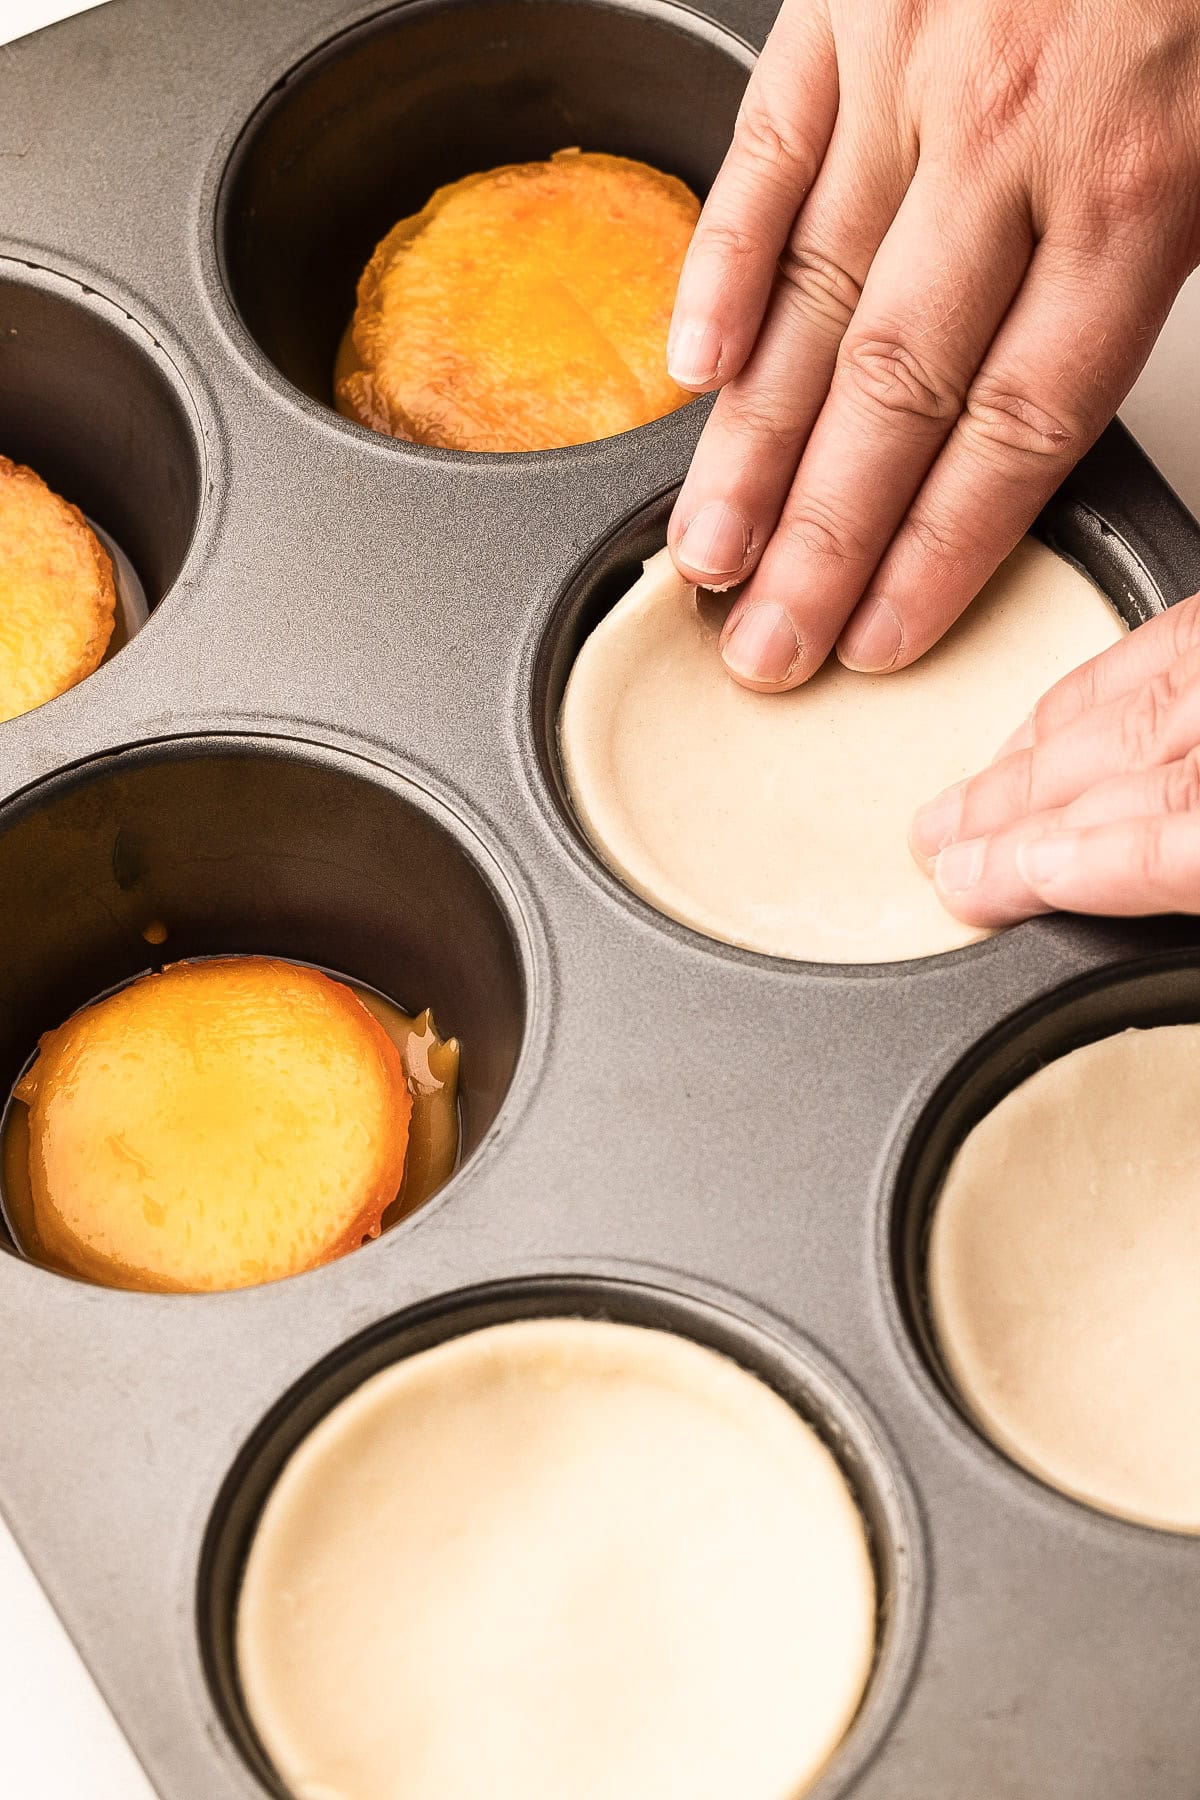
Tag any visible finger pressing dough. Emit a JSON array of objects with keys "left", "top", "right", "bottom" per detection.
[
  {"left": 560, "top": 541, "right": 1124, "bottom": 962},
  {"left": 929, "top": 1024, "right": 1200, "bottom": 1531},
  {"left": 0, "top": 455, "right": 116, "bottom": 722},
  {"left": 237, "top": 1318, "right": 877, "bottom": 1800}
]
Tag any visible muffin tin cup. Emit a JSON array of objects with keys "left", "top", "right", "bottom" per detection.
[
  {"left": 216, "top": 0, "right": 755, "bottom": 420},
  {"left": 4, "top": 3, "right": 1200, "bottom": 1798},
  {"left": 887, "top": 948, "right": 1200, "bottom": 1512},
  {"left": 0, "top": 733, "right": 534, "bottom": 1269},
  {"left": 199, "top": 1273, "right": 927, "bottom": 1800},
  {"left": 0, "top": 257, "right": 209, "bottom": 712},
  {"left": 0, "top": 260, "right": 205, "bottom": 606}
]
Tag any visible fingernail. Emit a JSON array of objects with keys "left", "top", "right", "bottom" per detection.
[
  {"left": 677, "top": 503, "right": 749, "bottom": 580},
  {"left": 1017, "top": 835, "right": 1077, "bottom": 888},
  {"left": 838, "top": 599, "right": 903, "bottom": 673},
  {"left": 935, "top": 837, "right": 986, "bottom": 895},
  {"left": 909, "top": 782, "right": 966, "bottom": 861},
  {"left": 722, "top": 604, "right": 802, "bottom": 685},
  {"left": 668, "top": 317, "right": 721, "bottom": 387}
]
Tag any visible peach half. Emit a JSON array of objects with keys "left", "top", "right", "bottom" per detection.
[
  {"left": 0, "top": 455, "right": 116, "bottom": 723},
  {"left": 336, "top": 149, "right": 699, "bottom": 452},
  {"left": 14, "top": 957, "right": 412, "bottom": 1293}
]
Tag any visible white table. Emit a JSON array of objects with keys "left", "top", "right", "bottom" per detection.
[{"left": 1, "top": 2, "right": 1198, "bottom": 1794}]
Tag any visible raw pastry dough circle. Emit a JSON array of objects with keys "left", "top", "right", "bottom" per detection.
[
  {"left": 929, "top": 1024, "right": 1200, "bottom": 1531},
  {"left": 560, "top": 541, "right": 1123, "bottom": 963},
  {"left": 237, "top": 1317, "right": 877, "bottom": 1800}
]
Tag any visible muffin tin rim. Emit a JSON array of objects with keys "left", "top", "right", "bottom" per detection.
[{"left": 5, "top": 4, "right": 1200, "bottom": 1795}]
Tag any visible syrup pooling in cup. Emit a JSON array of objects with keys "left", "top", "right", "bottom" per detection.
[
  {"left": 353, "top": 984, "right": 460, "bottom": 1225},
  {"left": 90, "top": 518, "right": 150, "bottom": 662},
  {"left": 0, "top": 958, "right": 459, "bottom": 1292}
]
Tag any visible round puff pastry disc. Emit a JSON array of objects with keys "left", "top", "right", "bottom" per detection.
[
  {"left": 560, "top": 541, "right": 1123, "bottom": 963},
  {"left": 237, "top": 1317, "right": 877, "bottom": 1800},
  {"left": 929, "top": 1024, "right": 1200, "bottom": 1531}
]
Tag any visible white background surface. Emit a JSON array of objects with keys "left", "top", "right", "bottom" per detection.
[{"left": 1, "top": 0, "right": 1198, "bottom": 1796}]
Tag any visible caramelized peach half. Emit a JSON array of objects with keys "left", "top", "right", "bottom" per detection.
[
  {"left": 336, "top": 149, "right": 700, "bottom": 452},
  {"left": 14, "top": 958, "right": 412, "bottom": 1293},
  {"left": 0, "top": 455, "right": 116, "bottom": 723}
]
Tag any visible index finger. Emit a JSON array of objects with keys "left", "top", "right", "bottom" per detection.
[{"left": 717, "top": 166, "right": 1031, "bottom": 687}]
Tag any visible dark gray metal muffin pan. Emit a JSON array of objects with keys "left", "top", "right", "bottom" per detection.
[{"left": 3, "top": 2, "right": 1200, "bottom": 1796}]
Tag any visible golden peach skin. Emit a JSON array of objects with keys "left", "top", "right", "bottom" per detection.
[
  {"left": 15, "top": 958, "right": 412, "bottom": 1293},
  {"left": 0, "top": 455, "right": 116, "bottom": 722},
  {"left": 337, "top": 150, "right": 700, "bottom": 452}
]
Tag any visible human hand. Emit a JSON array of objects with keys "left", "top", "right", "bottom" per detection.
[
  {"left": 666, "top": 0, "right": 1200, "bottom": 690},
  {"left": 909, "top": 594, "right": 1200, "bottom": 923}
]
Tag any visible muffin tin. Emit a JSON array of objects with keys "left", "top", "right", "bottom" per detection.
[{"left": 3, "top": 2, "right": 1200, "bottom": 1796}]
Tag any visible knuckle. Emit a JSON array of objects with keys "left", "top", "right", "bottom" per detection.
[
  {"left": 713, "top": 385, "right": 802, "bottom": 455},
  {"left": 962, "top": 376, "right": 1082, "bottom": 463},
  {"left": 1099, "top": 121, "right": 1178, "bottom": 223},
  {"left": 734, "top": 94, "right": 817, "bottom": 182},
  {"left": 964, "top": 750, "right": 1034, "bottom": 837},
  {"left": 778, "top": 496, "right": 870, "bottom": 566},
  {"left": 776, "top": 241, "right": 861, "bottom": 335},
  {"left": 1119, "top": 671, "right": 1175, "bottom": 766},
  {"left": 903, "top": 501, "right": 990, "bottom": 569},
  {"left": 692, "top": 215, "right": 760, "bottom": 271},
  {"left": 1025, "top": 686, "right": 1050, "bottom": 734},
  {"left": 1000, "top": 748, "right": 1038, "bottom": 823},
  {"left": 903, "top": 507, "right": 957, "bottom": 564},
  {"left": 837, "top": 336, "right": 961, "bottom": 424},
  {"left": 961, "top": 30, "right": 1044, "bottom": 152},
  {"left": 1136, "top": 814, "right": 1173, "bottom": 891},
  {"left": 1028, "top": 672, "right": 1083, "bottom": 742},
  {"left": 1165, "top": 747, "right": 1200, "bottom": 815}
]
